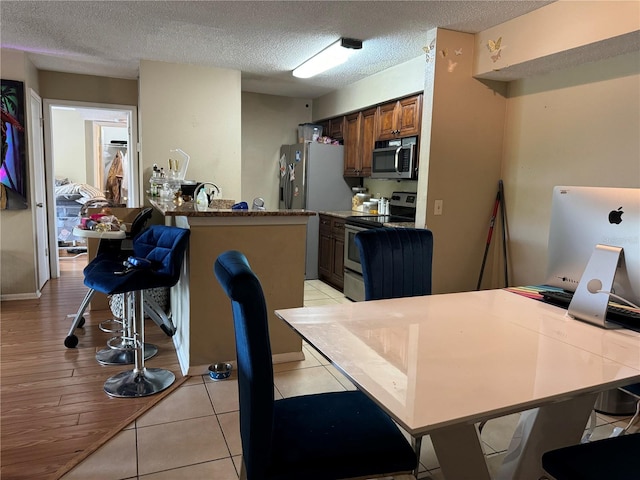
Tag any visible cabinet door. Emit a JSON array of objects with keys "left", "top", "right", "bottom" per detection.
[
  {"left": 318, "top": 215, "right": 333, "bottom": 281},
  {"left": 318, "top": 232, "right": 332, "bottom": 280},
  {"left": 329, "top": 116, "right": 345, "bottom": 140},
  {"left": 331, "top": 236, "right": 345, "bottom": 289},
  {"left": 344, "top": 113, "right": 362, "bottom": 176},
  {"left": 331, "top": 217, "right": 346, "bottom": 290},
  {"left": 377, "top": 102, "right": 398, "bottom": 140},
  {"left": 317, "top": 120, "right": 330, "bottom": 140},
  {"left": 359, "top": 108, "right": 377, "bottom": 177},
  {"left": 396, "top": 95, "right": 422, "bottom": 137}
]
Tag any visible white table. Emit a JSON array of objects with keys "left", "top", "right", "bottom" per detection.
[{"left": 275, "top": 289, "right": 640, "bottom": 479}]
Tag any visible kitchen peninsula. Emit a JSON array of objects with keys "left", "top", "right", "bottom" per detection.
[{"left": 149, "top": 198, "right": 314, "bottom": 375}]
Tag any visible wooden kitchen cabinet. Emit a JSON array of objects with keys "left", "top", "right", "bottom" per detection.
[
  {"left": 317, "top": 117, "right": 345, "bottom": 141},
  {"left": 318, "top": 214, "right": 346, "bottom": 291},
  {"left": 328, "top": 116, "right": 345, "bottom": 140},
  {"left": 377, "top": 94, "right": 422, "bottom": 140},
  {"left": 344, "top": 108, "right": 376, "bottom": 177}
]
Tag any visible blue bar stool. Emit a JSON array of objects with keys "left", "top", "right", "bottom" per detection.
[{"left": 83, "top": 225, "right": 190, "bottom": 397}]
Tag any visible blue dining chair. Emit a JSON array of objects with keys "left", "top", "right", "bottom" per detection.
[
  {"left": 541, "top": 432, "right": 640, "bottom": 479},
  {"left": 354, "top": 227, "right": 433, "bottom": 301},
  {"left": 214, "top": 250, "right": 418, "bottom": 480}
]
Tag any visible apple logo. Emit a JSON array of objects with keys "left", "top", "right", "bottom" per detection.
[{"left": 608, "top": 206, "right": 624, "bottom": 224}]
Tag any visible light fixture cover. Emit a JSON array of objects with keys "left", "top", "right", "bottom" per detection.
[{"left": 293, "top": 38, "right": 363, "bottom": 79}]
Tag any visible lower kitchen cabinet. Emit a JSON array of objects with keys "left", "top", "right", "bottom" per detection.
[{"left": 318, "top": 214, "right": 346, "bottom": 291}]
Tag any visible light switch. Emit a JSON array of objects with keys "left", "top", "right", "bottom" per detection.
[{"left": 434, "top": 200, "right": 443, "bottom": 215}]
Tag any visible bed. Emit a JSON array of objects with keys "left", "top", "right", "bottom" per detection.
[{"left": 55, "top": 179, "right": 109, "bottom": 252}]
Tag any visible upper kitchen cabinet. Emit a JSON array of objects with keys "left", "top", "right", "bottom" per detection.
[
  {"left": 377, "top": 94, "right": 422, "bottom": 141},
  {"left": 318, "top": 117, "right": 345, "bottom": 141},
  {"left": 344, "top": 108, "right": 376, "bottom": 177},
  {"left": 328, "top": 116, "right": 345, "bottom": 140}
]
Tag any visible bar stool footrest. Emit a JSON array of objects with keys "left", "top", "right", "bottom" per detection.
[
  {"left": 99, "top": 318, "right": 124, "bottom": 334},
  {"left": 95, "top": 343, "right": 158, "bottom": 365}
]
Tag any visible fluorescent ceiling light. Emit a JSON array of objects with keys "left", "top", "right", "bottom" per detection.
[{"left": 293, "top": 38, "right": 362, "bottom": 79}]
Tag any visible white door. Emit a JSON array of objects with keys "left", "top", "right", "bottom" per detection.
[{"left": 30, "top": 89, "right": 50, "bottom": 290}]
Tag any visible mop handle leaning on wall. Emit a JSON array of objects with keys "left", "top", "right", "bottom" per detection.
[{"left": 476, "top": 184, "right": 501, "bottom": 290}]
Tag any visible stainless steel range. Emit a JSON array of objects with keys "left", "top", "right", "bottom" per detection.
[{"left": 343, "top": 192, "right": 417, "bottom": 301}]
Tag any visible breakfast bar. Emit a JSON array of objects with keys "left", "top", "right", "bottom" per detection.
[{"left": 149, "top": 198, "right": 315, "bottom": 375}]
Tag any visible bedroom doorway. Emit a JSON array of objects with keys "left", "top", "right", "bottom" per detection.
[{"left": 42, "top": 100, "right": 138, "bottom": 278}]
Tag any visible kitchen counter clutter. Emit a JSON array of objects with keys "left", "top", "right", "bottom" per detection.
[
  {"left": 148, "top": 198, "right": 314, "bottom": 375},
  {"left": 149, "top": 197, "right": 313, "bottom": 218}
]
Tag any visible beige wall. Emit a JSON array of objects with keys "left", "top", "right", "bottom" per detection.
[
  {"left": 51, "top": 109, "right": 88, "bottom": 183},
  {"left": 241, "top": 92, "right": 312, "bottom": 209},
  {"left": 38, "top": 71, "right": 138, "bottom": 106},
  {"left": 498, "top": 51, "right": 640, "bottom": 289},
  {"left": 475, "top": 1, "right": 640, "bottom": 79},
  {"left": 1, "top": 49, "right": 40, "bottom": 298},
  {"left": 138, "top": 60, "right": 241, "bottom": 203},
  {"left": 418, "top": 29, "right": 507, "bottom": 294},
  {"left": 313, "top": 56, "right": 425, "bottom": 120}
]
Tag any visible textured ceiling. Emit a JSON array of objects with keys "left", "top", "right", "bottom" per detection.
[{"left": 1, "top": 0, "right": 554, "bottom": 98}]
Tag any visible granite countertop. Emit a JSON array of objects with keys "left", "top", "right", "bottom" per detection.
[{"left": 149, "top": 198, "right": 315, "bottom": 217}]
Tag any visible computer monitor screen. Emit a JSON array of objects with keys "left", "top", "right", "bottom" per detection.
[{"left": 545, "top": 186, "right": 640, "bottom": 307}]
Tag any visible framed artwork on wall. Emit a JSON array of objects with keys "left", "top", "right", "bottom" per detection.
[{"left": 1, "top": 79, "right": 27, "bottom": 209}]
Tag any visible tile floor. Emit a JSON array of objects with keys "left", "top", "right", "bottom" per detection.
[{"left": 61, "top": 280, "right": 639, "bottom": 480}]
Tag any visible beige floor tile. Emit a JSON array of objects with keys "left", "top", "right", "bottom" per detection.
[
  {"left": 136, "top": 383, "right": 214, "bottom": 427},
  {"left": 137, "top": 416, "right": 228, "bottom": 475},
  {"left": 61, "top": 429, "right": 137, "bottom": 480},
  {"left": 303, "top": 289, "right": 333, "bottom": 301},
  {"left": 479, "top": 413, "right": 520, "bottom": 453},
  {"left": 422, "top": 470, "right": 444, "bottom": 480},
  {"left": 182, "top": 374, "right": 205, "bottom": 386},
  {"left": 325, "top": 364, "right": 357, "bottom": 391},
  {"left": 417, "top": 435, "right": 439, "bottom": 471},
  {"left": 304, "top": 298, "right": 341, "bottom": 306},
  {"left": 334, "top": 296, "right": 355, "bottom": 304},
  {"left": 139, "top": 457, "right": 238, "bottom": 479},
  {"left": 304, "top": 279, "right": 327, "bottom": 289},
  {"left": 273, "top": 349, "right": 321, "bottom": 372},
  {"left": 274, "top": 365, "right": 346, "bottom": 397},
  {"left": 205, "top": 377, "right": 239, "bottom": 413},
  {"left": 588, "top": 420, "right": 632, "bottom": 441},
  {"left": 311, "top": 281, "right": 343, "bottom": 296},
  {"left": 486, "top": 451, "right": 508, "bottom": 477},
  {"left": 303, "top": 343, "right": 330, "bottom": 366},
  {"left": 232, "top": 454, "right": 243, "bottom": 474},
  {"left": 218, "top": 411, "right": 242, "bottom": 456}
]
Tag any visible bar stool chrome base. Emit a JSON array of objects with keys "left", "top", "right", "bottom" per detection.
[
  {"left": 95, "top": 342, "right": 158, "bottom": 365},
  {"left": 104, "top": 367, "right": 175, "bottom": 398}
]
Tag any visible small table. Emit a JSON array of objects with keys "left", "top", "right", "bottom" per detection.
[{"left": 275, "top": 289, "right": 640, "bottom": 479}]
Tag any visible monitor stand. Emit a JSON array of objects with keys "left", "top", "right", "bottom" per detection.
[{"left": 568, "top": 244, "right": 623, "bottom": 329}]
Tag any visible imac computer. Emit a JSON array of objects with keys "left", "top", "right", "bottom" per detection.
[{"left": 545, "top": 186, "right": 640, "bottom": 328}]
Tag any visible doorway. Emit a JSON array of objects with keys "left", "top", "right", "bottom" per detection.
[{"left": 42, "top": 100, "right": 139, "bottom": 278}]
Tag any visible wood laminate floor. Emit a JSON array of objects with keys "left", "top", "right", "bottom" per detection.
[{"left": 1, "top": 256, "right": 185, "bottom": 480}]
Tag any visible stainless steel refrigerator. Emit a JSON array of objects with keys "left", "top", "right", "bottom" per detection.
[{"left": 279, "top": 142, "right": 354, "bottom": 279}]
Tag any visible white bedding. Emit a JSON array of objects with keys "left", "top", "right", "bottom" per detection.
[{"left": 55, "top": 183, "right": 106, "bottom": 204}]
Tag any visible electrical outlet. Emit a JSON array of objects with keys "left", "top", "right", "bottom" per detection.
[{"left": 434, "top": 200, "right": 443, "bottom": 215}]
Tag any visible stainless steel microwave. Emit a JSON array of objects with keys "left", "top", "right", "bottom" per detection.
[{"left": 370, "top": 143, "right": 416, "bottom": 179}]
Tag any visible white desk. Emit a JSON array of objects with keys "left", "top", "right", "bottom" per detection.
[{"left": 275, "top": 289, "right": 640, "bottom": 479}]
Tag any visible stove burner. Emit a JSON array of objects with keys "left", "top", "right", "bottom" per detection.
[{"left": 346, "top": 215, "right": 414, "bottom": 229}]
